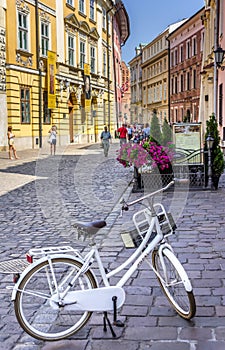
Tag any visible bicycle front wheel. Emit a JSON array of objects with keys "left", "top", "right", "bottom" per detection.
[
  {"left": 14, "top": 257, "right": 97, "bottom": 341},
  {"left": 152, "top": 248, "right": 196, "bottom": 319}
]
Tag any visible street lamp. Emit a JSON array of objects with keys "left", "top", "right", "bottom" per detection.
[
  {"left": 214, "top": 46, "right": 225, "bottom": 70},
  {"left": 206, "top": 134, "right": 214, "bottom": 190}
]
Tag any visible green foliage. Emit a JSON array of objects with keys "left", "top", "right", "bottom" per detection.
[
  {"left": 205, "top": 114, "right": 225, "bottom": 176},
  {"left": 161, "top": 118, "right": 173, "bottom": 146},
  {"left": 150, "top": 111, "right": 162, "bottom": 144}
]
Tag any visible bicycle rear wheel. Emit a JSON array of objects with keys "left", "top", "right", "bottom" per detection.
[
  {"left": 152, "top": 248, "right": 196, "bottom": 319},
  {"left": 14, "top": 257, "right": 97, "bottom": 341}
]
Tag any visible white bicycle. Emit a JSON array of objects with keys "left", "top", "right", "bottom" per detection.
[{"left": 10, "top": 179, "right": 196, "bottom": 341}]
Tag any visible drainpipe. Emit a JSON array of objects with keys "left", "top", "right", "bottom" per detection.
[
  {"left": 166, "top": 36, "right": 171, "bottom": 123},
  {"left": 36, "top": 0, "right": 42, "bottom": 148},
  {"left": 214, "top": 0, "right": 220, "bottom": 119},
  {"left": 106, "top": 6, "right": 114, "bottom": 132},
  {"left": 112, "top": 17, "right": 119, "bottom": 129}
]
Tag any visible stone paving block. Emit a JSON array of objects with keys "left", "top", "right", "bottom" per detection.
[
  {"left": 140, "top": 342, "right": 190, "bottom": 350},
  {"left": 179, "top": 327, "right": 212, "bottom": 340},
  {"left": 127, "top": 316, "right": 157, "bottom": 327},
  {"left": 195, "top": 341, "right": 225, "bottom": 350},
  {"left": 214, "top": 326, "right": 225, "bottom": 340},
  {"left": 158, "top": 316, "right": 195, "bottom": 327},
  {"left": 90, "top": 340, "right": 139, "bottom": 350},
  {"left": 194, "top": 317, "right": 225, "bottom": 327},
  {"left": 120, "top": 305, "right": 148, "bottom": 317},
  {"left": 41, "top": 340, "right": 88, "bottom": 350},
  {"left": 124, "top": 326, "right": 177, "bottom": 341}
]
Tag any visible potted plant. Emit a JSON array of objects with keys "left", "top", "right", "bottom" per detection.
[{"left": 205, "top": 114, "right": 225, "bottom": 189}]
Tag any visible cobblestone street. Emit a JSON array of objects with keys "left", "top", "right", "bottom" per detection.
[{"left": 0, "top": 143, "right": 225, "bottom": 350}]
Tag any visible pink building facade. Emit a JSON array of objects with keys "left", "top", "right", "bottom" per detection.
[
  {"left": 168, "top": 8, "right": 204, "bottom": 124},
  {"left": 112, "top": 1, "right": 130, "bottom": 129},
  {"left": 217, "top": 0, "right": 225, "bottom": 145}
]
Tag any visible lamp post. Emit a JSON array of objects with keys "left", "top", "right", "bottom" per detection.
[
  {"left": 206, "top": 134, "right": 214, "bottom": 190},
  {"left": 214, "top": 46, "right": 225, "bottom": 70}
]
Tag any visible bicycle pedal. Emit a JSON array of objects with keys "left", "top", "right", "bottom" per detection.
[{"left": 113, "top": 320, "right": 124, "bottom": 327}]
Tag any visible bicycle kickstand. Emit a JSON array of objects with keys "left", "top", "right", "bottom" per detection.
[
  {"left": 103, "top": 312, "right": 116, "bottom": 338},
  {"left": 112, "top": 296, "right": 124, "bottom": 327}
]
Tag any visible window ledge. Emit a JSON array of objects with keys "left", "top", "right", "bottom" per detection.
[
  {"left": 66, "top": 3, "right": 75, "bottom": 11},
  {"left": 78, "top": 11, "right": 87, "bottom": 19}
]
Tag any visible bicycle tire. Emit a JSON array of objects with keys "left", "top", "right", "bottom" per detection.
[
  {"left": 152, "top": 248, "right": 196, "bottom": 319},
  {"left": 14, "top": 257, "right": 97, "bottom": 341}
]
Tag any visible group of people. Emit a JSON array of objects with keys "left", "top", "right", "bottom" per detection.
[
  {"left": 7, "top": 125, "right": 57, "bottom": 160},
  {"left": 7, "top": 121, "right": 150, "bottom": 160},
  {"left": 100, "top": 122, "right": 151, "bottom": 157},
  {"left": 117, "top": 123, "right": 151, "bottom": 145}
]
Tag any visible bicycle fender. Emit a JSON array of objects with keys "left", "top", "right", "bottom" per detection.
[
  {"left": 11, "top": 254, "right": 98, "bottom": 301},
  {"left": 163, "top": 248, "right": 193, "bottom": 292}
]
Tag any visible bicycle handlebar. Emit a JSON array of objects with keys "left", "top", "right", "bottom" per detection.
[{"left": 121, "top": 178, "right": 189, "bottom": 211}]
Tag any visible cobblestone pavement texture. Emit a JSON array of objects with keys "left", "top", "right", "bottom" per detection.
[{"left": 0, "top": 142, "right": 225, "bottom": 350}]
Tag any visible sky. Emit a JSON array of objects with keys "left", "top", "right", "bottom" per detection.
[{"left": 121, "top": 0, "right": 205, "bottom": 64}]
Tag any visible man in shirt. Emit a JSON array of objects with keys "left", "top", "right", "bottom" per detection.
[
  {"left": 117, "top": 124, "right": 128, "bottom": 146},
  {"left": 100, "top": 126, "right": 112, "bottom": 157}
]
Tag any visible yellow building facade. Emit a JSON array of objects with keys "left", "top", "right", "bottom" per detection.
[{"left": 1, "top": 0, "right": 116, "bottom": 150}]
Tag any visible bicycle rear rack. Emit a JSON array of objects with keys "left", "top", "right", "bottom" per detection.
[
  {"left": 0, "top": 246, "right": 81, "bottom": 283},
  {"left": 27, "top": 246, "right": 81, "bottom": 263},
  {"left": 0, "top": 259, "right": 29, "bottom": 274},
  {"left": 0, "top": 259, "right": 30, "bottom": 283}
]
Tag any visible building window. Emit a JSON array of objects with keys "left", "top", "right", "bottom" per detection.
[
  {"left": 102, "top": 7, "right": 106, "bottom": 30},
  {"left": 68, "top": 35, "right": 75, "bottom": 66},
  {"left": 186, "top": 41, "right": 191, "bottom": 59},
  {"left": 187, "top": 72, "right": 190, "bottom": 90},
  {"left": 90, "top": 46, "right": 95, "bottom": 73},
  {"left": 164, "top": 82, "right": 167, "bottom": 100},
  {"left": 193, "top": 69, "right": 197, "bottom": 89},
  {"left": 67, "top": 0, "right": 73, "bottom": 6},
  {"left": 175, "top": 49, "right": 178, "bottom": 65},
  {"left": 171, "top": 77, "right": 174, "bottom": 94},
  {"left": 171, "top": 51, "right": 174, "bottom": 67},
  {"left": 180, "top": 45, "right": 184, "bottom": 62},
  {"left": 175, "top": 76, "right": 178, "bottom": 94},
  {"left": 43, "top": 91, "right": 51, "bottom": 124},
  {"left": 180, "top": 74, "right": 184, "bottom": 92},
  {"left": 21, "top": 87, "right": 30, "bottom": 123},
  {"left": 80, "top": 41, "right": 85, "bottom": 69},
  {"left": 90, "top": 0, "right": 95, "bottom": 20},
  {"left": 103, "top": 51, "right": 106, "bottom": 76},
  {"left": 79, "top": 0, "right": 85, "bottom": 13},
  {"left": 18, "top": 12, "right": 28, "bottom": 50},
  {"left": 41, "top": 22, "right": 49, "bottom": 57},
  {"left": 192, "top": 37, "right": 197, "bottom": 56}
]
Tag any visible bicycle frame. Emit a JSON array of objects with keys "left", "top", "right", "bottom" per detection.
[{"left": 78, "top": 213, "right": 166, "bottom": 289}]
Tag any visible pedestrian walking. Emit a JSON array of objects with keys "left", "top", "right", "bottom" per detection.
[
  {"left": 100, "top": 126, "right": 112, "bottom": 157},
  {"left": 7, "top": 126, "right": 19, "bottom": 160},
  {"left": 117, "top": 124, "right": 128, "bottom": 146},
  {"left": 127, "top": 124, "right": 133, "bottom": 141},
  {"left": 48, "top": 125, "right": 57, "bottom": 155},
  {"left": 143, "top": 123, "right": 150, "bottom": 139}
]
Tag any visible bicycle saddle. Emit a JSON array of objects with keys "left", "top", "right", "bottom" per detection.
[{"left": 73, "top": 220, "right": 107, "bottom": 235}]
